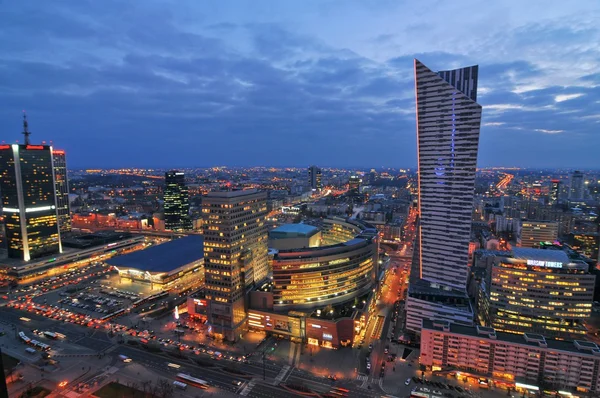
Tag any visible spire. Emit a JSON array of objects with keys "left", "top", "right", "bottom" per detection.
[{"left": 22, "top": 110, "right": 31, "bottom": 145}]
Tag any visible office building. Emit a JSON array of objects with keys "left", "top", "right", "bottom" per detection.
[
  {"left": 406, "top": 60, "right": 482, "bottom": 333},
  {"left": 549, "top": 179, "right": 561, "bottom": 205},
  {"left": 420, "top": 320, "right": 600, "bottom": 394},
  {"left": 0, "top": 117, "right": 62, "bottom": 261},
  {"left": 479, "top": 247, "right": 594, "bottom": 339},
  {"left": 163, "top": 170, "right": 192, "bottom": 231},
  {"left": 308, "top": 165, "right": 322, "bottom": 191},
  {"left": 570, "top": 171, "right": 585, "bottom": 201},
  {"left": 52, "top": 149, "right": 71, "bottom": 234},
  {"left": 202, "top": 189, "right": 268, "bottom": 341},
  {"left": 520, "top": 220, "right": 559, "bottom": 248}
]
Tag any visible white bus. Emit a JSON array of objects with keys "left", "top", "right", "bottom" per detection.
[{"left": 173, "top": 381, "right": 187, "bottom": 390}]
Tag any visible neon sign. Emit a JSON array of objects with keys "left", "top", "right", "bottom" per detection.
[{"left": 527, "top": 259, "right": 562, "bottom": 268}]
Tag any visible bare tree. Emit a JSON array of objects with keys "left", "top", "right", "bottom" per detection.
[{"left": 156, "top": 378, "right": 174, "bottom": 398}]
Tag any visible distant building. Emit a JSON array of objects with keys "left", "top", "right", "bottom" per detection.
[
  {"left": 163, "top": 171, "right": 192, "bottom": 231},
  {"left": 0, "top": 140, "right": 62, "bottom": 261},
  {"left": 520, "top": 220, "right": 559, "bottom": 247},
  {"left": 570, "top": 170, "right": 585, "bottom": 201},
  {"left": 549, "top": 179, "right": 561, "bottom": 205},
  {"left": 202, "top": 189, "right": 268, "bottom": 341},
  {"left": 420, "top": 320, "right": 600, "bottom": 394},
  {"left": 52, "top": 149, "right": 71, "bottom": 234},
  {"left": 308, "top": 165, "right": 322, "bottom": 191},
  {"left": 268, "top": 223, "right": 321, "bottom": 250},
  {"left": 348, "top": 175, "right": 362, "bottom": 193},
  {"left": 479, "top": 247, "right": 595, "bottom": 339},
  {"left": 368, "top": 169, "right": 377, "bottom": 185}
]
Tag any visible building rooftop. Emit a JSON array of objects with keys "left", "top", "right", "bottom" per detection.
[
  {"left": 423, "top": 319, "right": 600, "bottom": 356},
  {"left": 205, "top": 189, "right": 258, "bottom": 198},
  {"left": 270, "top": 223, "right": 319, "bottom": 238},
  {"left": 511, "top": 247, "right": 570, "bottom": 263},
  {"left": 106, "top": 235, "right": 203, "bottom": 273}
]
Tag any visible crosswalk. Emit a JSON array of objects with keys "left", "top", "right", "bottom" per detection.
[
  {"left": 239, "top": 379, "right": 257, "bottom": 396},
  {"left": 273, "top": 365, "right": 290, "bottom": 385}
]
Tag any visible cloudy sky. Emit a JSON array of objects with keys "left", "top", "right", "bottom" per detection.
[{"left": 1, "top": 1, "right": 599, "bottom": 169}]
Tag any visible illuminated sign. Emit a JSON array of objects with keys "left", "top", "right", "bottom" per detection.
[
  {"left": 527, "top": 259, "right": 562, "bottom": 268},
  {"left": 52, "top": 150, "right": 65, "bottom": 155},
  {"left": 26, "top": 145, "right": 45, "bottom": 150},
  {"left": 193, "top": 299, "right": 207, "bottom": 306},
  {"left": 310, "top": 324, "right": 321, "bottom": 329},
  {"left": 0, "top": 145, "right": 10, "bottom": 150},
  {"left": 25, "top": 205, "right": 55, "bottom": 213},
  {"left": 323, "top": 333, "right": 333, "bottom": 340}
]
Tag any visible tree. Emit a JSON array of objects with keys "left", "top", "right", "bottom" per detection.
[{"left": 156, "top": 378, "right": 174, "bottom": 398}]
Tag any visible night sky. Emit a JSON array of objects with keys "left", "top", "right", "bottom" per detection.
[{"left": 1, "top": 1, "right": 598, "bottom": 169}]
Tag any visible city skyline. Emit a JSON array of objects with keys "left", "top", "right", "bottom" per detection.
[{"left": 1, "top": 1, "right": 599, "bottom": 169}]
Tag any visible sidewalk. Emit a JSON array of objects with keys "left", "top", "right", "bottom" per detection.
[{"left": 295, "top": 344, "right": 359, "bottom": 380}]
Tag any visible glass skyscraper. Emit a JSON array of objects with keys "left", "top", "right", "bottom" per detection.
[
  {"left": 0, "top": 144, "right": 62, "bottom": 261},
  {"left": 163, "top": 170, "right": 192, "bottom": 231},
  {"left": 52, "top": 149, "right": 71, "bottom": 234}
]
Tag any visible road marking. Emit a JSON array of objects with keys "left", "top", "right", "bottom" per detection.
[
  {"left": 273, "top": 365, "right": 290, "bottom": 385},
  {"left": 239, "top": 379, "right": 256, "bottom": 396}
]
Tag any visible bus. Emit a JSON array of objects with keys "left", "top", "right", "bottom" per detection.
[
  {"left": 176, "top": 373, "right": 209, "bottom": 389},
  {"left": 25, "top": 347, "right": 37, "bottom": 354},
  {"left": 173, "top": 381, "right": 187, "bottom": 390},
  {"left": 119, "top": 355, "right": 132, "bottom": 363},
  {"left": 43, "top": 331, "right": 58, "bottom": 339}
]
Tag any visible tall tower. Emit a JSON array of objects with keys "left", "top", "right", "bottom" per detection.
[
  {"left": 406, "top": 60, "right": 482, "bottom": 332},
  {"left": 52, "top": 149, "right": 71, "bottom": 234},
  {"left": 0, "top": 115, "right": 62, "bottom": 261},
  {"left": 308, "top": 165, "right": 322, "bottom": 191},
  {"left": 570, "top": 170, "right": 584, "bottom": 201},
  {"left": 163, "top": 170, "right": 192, "bottom": 231},
  {"left": 202, "top": 189, "right": 268, "bottom": 341}
]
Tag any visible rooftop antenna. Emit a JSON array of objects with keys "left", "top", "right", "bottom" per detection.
[{"left": 22, "top": 110, "right": 31, "bottom": 145}]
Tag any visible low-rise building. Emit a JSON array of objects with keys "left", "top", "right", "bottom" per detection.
[{"left": 421, "top": 319, "right": 600, "bottom": 395}]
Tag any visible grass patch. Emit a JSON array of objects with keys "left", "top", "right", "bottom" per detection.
[
  {"left": 94, "top": 382, "right": 153, "bottom": 398},
  {"left": 19, "top": 386, "right": 51, "bottom": 398}
]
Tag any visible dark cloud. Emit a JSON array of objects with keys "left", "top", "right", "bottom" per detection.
[{"left": 0, "top": 2, "right": 598, "bottom": 168}]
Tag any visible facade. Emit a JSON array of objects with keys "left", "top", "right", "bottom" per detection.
[
  {"left": 420, "top": 320, "right": 600, "bottom": 394},
  {"left": 0, "top": 144, "right": 61, "bottom": 261},
  {"left": 268, "top": 223, "right": 321, "bottom": 250},
  {"left": 481, "top": 247, "right": 594, "bottom": 339},
  {"left": 414, "top": 59, "right": 481, "bottom": 289},
  {"left": 308, "top": 165, "right": 322, "bottom": 191},
  {"left": 202, "top": 189, "right": 268, "bottom": 341},
  {"left": 570, "top": 171, "right": 585, "bottom": 201},
  {"left": 270, "top": 230, "right": 378, "bottom": 310},
  {"left": 520, "top": 221, "right": 559, "bottom": 248},
  {"left": 52, "top": 149, "right": 71, "bottom": 234},
  {"left": 407, "top": 59, "right": 482, "bottom": 332},
  {"left": 549, "top": 179, "right": 561, "bottom": 205},
  {"left": 163, "top": 171, "right": 191, "bottom": 231}
]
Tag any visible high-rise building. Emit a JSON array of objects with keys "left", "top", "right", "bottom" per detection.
[
  {"left": 549, "top": 179, "right": 561, "bottom": 205},
  {"left": 406, "top": 59, "right": 482, "bottom": 333},
  {"left": 369, "top": 169, "right": 377, "bottom": 185},
  {"left": 479, "top": 248, "right": 594, "bottom": 339},
  {"left": 308, "top": 165, "right": 322, "bottom": 191},
  {"left": 520, "top": 220, "right": 559, "bottom": 247},
  {"left": 52, "top": 149, "right": 71, "bottom": 234},
  {"left": 164, "top": 170, "right": 192, "bottom": 231},
  {"left": 570, "top": 170, "right": 585, "bottom": 201},
  {"left": 0, "top": 116, "right": 61, "bottom": 261},
  {"left": 202, "top": 189, "right": 268, "bottom": 341},
  {"left": 348, "top": 175, "right": 362, "bottom": 194}
]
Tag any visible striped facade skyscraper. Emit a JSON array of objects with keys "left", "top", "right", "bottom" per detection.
[
  {"left": 415, "top": 59, "right": 482, "bottom": 289},
  {"left": 406, "top": 59, "right": 482, "bottom": 332}
]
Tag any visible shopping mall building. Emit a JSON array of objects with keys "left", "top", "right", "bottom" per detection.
[{"left": 188, "top": 217, "right": 380, "bottom": 348}]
